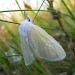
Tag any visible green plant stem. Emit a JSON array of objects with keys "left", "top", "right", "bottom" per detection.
[
  {"left": 33, "top": 0, "right": 45, "bottom": 22},
  {"left": 1, "top": 65, "right": 9, "bottom": 75},
  {"left": 34, "top": 61, "right": 52, "bottom": 75},
  {"left": 47, "top": 0, "right": 75, "bottom": 53},
  {"left": 0, "top": 19, "right": 61, "bottom": 31},
  {"left": 15, "top": 0, "right": 24, "bottom": 16},
  {"left": 0, "top": 19, "right": 20, "bottom": 24},
  {"left": 61, "top": 0, "right": 75, "bottom": 20},
  {"left": 57, "top": 18, "right": 75, "bottom": 53},
  {"left": 0, "top": 10, "right": 49, "bottom": 13},
  {"left": 0, "top": 9, "right": 73, "bottom": 19},
  {"left": 57, "top": 18, "right": 70, "bottom": 41}
]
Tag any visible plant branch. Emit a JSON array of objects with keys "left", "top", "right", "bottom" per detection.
[
  {"left": 0, "top": 10, "right": 73, "bottom": 19},
  {"left": 0, "top": 19, "right": 20, "bottom": 24},
  {"left": 47, "top": 0, "right": 75, "bottom": 53},
  {"left": 61, "top": 0, "right": 75, "bottom": 20},
  {"left": 33, "top": 0, "right": 45, "bottom": 22}
]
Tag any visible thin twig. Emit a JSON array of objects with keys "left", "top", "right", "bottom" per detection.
[
  {"left": 33, "top": 0, "right": 45, "bottom": 22},
  {"left": 0, "top": 19, "right": 60, "bottom": 31},
  {"left": 0, "top": 10, "right": 73, "bottom": 19},
  {"left": 15, "top": 0, "right": 24, "bottom": 15},
  {"left": 61, "top": 0, "right": 75, "bottom": 20},
  {"left": 47, "top": 0, "right": 75, "bottom": 53},
  {"left": 0, "top": 10, "right": 49, "bottom": 13},
  {"left": 0, "top": 19, "right": 20, "bottom": 24}
]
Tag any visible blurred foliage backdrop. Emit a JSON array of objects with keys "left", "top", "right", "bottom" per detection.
[{"left": 0, "top": 0, "right": 75, "bottom": 75}]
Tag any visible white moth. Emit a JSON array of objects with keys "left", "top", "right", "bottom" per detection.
[{"left": 19, "top": 19, "right": 66, "bottom": 66}]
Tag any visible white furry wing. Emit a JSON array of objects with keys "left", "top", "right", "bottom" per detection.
[
  {"left": 28, "top": 25, "right": 66, "bottom": 61},
  {"left": 19, "top": 21, "right": 35, "bottom": 66}
]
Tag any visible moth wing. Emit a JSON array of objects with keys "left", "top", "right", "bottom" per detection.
[
  {"left": 19, "top": 24, "right": 35, "bottom": 66},
  {"left": 28, "top": 25, "right": 66, "bottom": 61}
]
